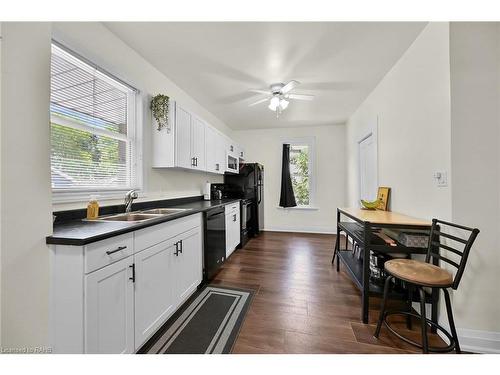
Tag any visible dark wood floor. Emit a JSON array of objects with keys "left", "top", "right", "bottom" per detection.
[{"left": 212, "top": 231, "right": 447, "bottom": 354}]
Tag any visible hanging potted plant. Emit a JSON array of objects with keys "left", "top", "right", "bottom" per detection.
[{"left": 150, "top": 94, "right": 170, "bottom": 132}]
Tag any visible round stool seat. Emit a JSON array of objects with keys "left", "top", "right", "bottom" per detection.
[{"left": 384, "top": 259, "right": 453, "bottom": 287}]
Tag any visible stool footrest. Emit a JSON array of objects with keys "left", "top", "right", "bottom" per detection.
[{"left": 381, "top": 310, "right": 456, "bottom": 353}]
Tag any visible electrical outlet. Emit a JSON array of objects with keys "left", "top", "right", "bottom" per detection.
[{"left": 433, "top": 171, "right": 448, "bottom": 187}]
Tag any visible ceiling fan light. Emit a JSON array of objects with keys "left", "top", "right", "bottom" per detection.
[
  {"left": 268, "top": 96, "right": 280, "bottom": 111},
  {"left": 279, "top": 99, "right": 289, "bottom": 110}
]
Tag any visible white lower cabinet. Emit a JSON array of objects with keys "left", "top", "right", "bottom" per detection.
[
  {"left": 50, "top": 213, "right": 204, "bottom": 353},
  {"left": 172, "top": 227, "right": 203, "bottom": 304},
  {"left": 84, "top": 256, "right": 135, "bottom": 354},
  {"left": 133, "top": 240, "right": 176, "bottom": 350},
  {"left": 225, "top": 203, "right": 240, "bottom": 258}
]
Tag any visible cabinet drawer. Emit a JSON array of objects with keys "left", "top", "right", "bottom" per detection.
[
  {"left": 84, "top": 233, "right": 134, "bottom": 274},
  {"left": 225, "top": 203, "right": 239, "bottom": 214},
  {"left": 135, "top": 213, "right": 202, "bottom": 253}
]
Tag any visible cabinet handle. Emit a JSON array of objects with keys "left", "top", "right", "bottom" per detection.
[
  {"left": 195, "top": 157, "right": 198, "bottom": 167},
  {"left": 174, "top": 241, "right": 180, "bottom": 256},
  {"left": 129, "top": 264, "right": 135, "bottom": 282},
  {"left": 240, "top": 152, "right": 243, "bottom": 157},
  {"left": 179, "top": 240, "right": 183, "bottom": 254},
  {"left": 216, "top": 163, "right": 219, "bottom": 171},
  {"left": 230, "top": 145, "right": 234, "bottom": 152},
  {"left": 106, "top": 246, "right": 127, "bottom": 255},
  {"left": 233, "top": 214, "right": 237, "bottom": 222}
]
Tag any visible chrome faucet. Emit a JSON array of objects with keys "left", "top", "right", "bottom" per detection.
[{"left": 124, "top": 189, "right": 139, "bottom": 213}]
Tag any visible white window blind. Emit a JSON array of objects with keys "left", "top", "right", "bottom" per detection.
[{"left": 50, "top": 43, "right": 138, "bottom": 193}]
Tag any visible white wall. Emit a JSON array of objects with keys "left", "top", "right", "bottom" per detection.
[
  {"left": 346, "top": 23, "right": 452, "bottom": 221},
  {"left": 449, "top": 22, "right": 500, "bottom": 350},
  {"left": 51, "top": 22, "right": 234, "bottom": 210},
  {"left": 1, "top": 23, "right": 53, "bottom": 348},
  {"left": 233, "top": 125, "right": 346, "bottom": 233}
]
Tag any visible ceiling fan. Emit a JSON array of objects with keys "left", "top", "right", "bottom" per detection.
[{"left": 248, "top": 80, "right": 314, "bottom": 118}]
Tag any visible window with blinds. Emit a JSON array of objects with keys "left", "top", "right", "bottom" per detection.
[{"left": 50, "top": 43, "right": 139, "bottom": 194}]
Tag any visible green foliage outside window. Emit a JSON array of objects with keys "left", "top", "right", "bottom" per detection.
[{"left": 290, "top": 146, "right": 310, "bottom": 206}]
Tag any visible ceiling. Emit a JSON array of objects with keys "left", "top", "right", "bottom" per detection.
[{"left": 105, "top": 22, "right": 426, "bottom": 130}]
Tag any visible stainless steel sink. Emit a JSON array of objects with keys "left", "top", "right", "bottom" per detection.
[
  {"left": 92, "top": 213, "right": 163, "bottom": 222},
  {"left": 140, "top": 208, "right": 191, "bottom": 215}
]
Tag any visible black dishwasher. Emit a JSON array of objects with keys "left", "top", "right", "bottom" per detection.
[{"left": 203, "top": 207, "right": 226, "bottom": 281}]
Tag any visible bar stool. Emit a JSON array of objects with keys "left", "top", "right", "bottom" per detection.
[{"left": 374, "top": 218, "right": 479, "bottom": 353}]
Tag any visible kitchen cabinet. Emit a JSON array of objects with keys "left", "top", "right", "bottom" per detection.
[
  {"left": 50, "top": 213, "right": 203, "bottom": 353},
  {"left": 133, "top": 240, "right": 176, "bottom": 349},
  {"left": 205, "top": 124, "right": 225, "bottom": 174},
  {"left": 191, "top": 116, "right": 206, "bottom": 170},
  {"left": 84, "top": 256, "right": 135, "bottom": 354},
  {"left": 175, "top": 104, "right": 193, "bottom": 169},
  {"left": 172, "top": 226, "right": 203, "bottom": 303},
  {"left": 153, "top": 101, "right": 242, "bottom": 175},
  {"left": 225, "top": 203, "right": 240, "bottom": 258},
  {"left": 237, "top": 145, "right": 245, "bottom": 161},
  {"left": 175, "top": 104, "right": 206, "bottom": 170}
]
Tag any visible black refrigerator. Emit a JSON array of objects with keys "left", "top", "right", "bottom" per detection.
[{"left": 212, "top": 163, "right": 264, "bottom": 246}]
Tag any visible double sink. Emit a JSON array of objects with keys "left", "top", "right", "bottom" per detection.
[{"left": 88, "top": 208, "right": 191, "bottom": 223}]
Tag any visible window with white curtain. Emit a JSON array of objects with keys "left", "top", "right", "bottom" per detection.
[{"left": 50, "top": 43, "right": 140, "bottom": 200}]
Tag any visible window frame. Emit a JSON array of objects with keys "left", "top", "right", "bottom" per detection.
[
  {"left": 280, "top": 136, "right": 317, "bottom": 209},
  {"left": 50, "top": 42, "right": 143, "bottom": 204}
]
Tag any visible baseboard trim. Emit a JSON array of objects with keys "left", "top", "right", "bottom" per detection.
[
  {"left": 437, "top": 325, "right": 500, "bottom": 354},
  {"left": 263, "top": 226, "right": 336, "bottom": 235}
]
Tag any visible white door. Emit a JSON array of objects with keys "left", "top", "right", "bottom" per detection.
[
  {"left": 359, "top": 133, "right": 378, "bottom": 201},
  {"left": 173, "top": 227, "right": 203, "bottom": 305},
  {"left": 175, "top": 105, "right": 193, "bottom": 169},
  {"left": 85, "top": 256, "right": 135, "bottom": 354},
  {"left": 205, "top": 125, "right": 218, "bottom": 173},
  {"left": 134, "top": 240, "right": 176, "bottom": 349},
  {"left": 191, "top": 116, "right": 206, "bottom": 171}
]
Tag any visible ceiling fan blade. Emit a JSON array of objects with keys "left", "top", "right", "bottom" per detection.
[
  {"left": 287, "top": 93, "right": 314, "bottom": 101},
  {"left": 281, "top": 80, "right": 300, "bottom": 94},
  {"left": 249, "top": 89, "right": 270, "bottom": 95},
  {"left": 248, "top": 96, "right": 270, "bottom": 107}
]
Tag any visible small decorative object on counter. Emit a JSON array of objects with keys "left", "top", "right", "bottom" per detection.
[
  {"left": 151, "top": 94, "right": 170, "bottom": 132},
  {"left": 376, "top": 186, "right": 391, "bottom": 211},
  {"left": 86, "top": 195, "right": 100, "bottom": 220}
]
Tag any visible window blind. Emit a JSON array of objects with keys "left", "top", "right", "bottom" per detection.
[{"left": 50, "top": 44, "right": 137, "bottom": 191}]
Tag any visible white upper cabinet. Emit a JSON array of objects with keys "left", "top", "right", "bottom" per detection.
[
  {"left": 205, "top": 125, "right": 225, "bottom": 174},
  {"left": 154, "top": 101, "right": 238, "bottom": 174},
  {"left": 174, "top": 104, "right": 193, "bottom": 169},
  {"left": 191, "top": 116, "right": 206, "bottom": 170}
]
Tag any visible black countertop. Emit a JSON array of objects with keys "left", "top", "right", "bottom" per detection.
[{"left": 46, "top": 198, "right": 240, "bottom": 246}]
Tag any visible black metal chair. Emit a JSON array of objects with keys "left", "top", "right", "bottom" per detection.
[{"left": 373, "top": 218, "right": 479, "bottom": 353}]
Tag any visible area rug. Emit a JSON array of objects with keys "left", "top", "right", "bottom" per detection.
[{"left": 144, "top": 285, "right": 254, "bottom": 354}]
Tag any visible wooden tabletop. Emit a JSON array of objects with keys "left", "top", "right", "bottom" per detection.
[{"left": 339, "top": 207, "right": 431, "bottom": 226}]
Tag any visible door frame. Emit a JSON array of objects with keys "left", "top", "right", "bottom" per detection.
[{"left": 357, "top": 118, "right": 379, "bottom": 202}]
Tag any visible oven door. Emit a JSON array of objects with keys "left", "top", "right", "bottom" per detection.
[{"left": 226, "top": 153, "right": 239, "bottom": 173}]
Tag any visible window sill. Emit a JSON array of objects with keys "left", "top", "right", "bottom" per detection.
[{"left": 276, "top": 206, "right": 319, "bottom": 211}]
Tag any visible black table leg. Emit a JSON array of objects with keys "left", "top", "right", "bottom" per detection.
[
  {"left": 361, "top": 222, "right": 371, "bottom": 323},
  {"left": 335, "top": 210, "right": 341, "bottom": 271}
]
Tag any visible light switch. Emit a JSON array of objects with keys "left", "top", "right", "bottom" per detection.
[{"left": 433, "top": 171, "right": 448, "bottom": 187}]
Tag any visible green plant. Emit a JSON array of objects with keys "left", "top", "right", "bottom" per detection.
[{"left": 150, "top": 94, "right": 170, "bottom": 131}]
